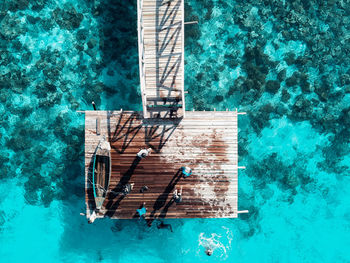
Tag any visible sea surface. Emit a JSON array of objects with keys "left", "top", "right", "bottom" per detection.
[{"left": 1, "top": 0, "right": 350, "bottom": 262}]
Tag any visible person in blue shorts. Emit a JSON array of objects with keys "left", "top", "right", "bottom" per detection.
[{"left": 137, "top": 202, "right": 147, "bottom": 219}]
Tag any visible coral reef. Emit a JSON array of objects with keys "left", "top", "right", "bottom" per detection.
[{"left": 0, "top": 0, "right": 349, "bottom": 261}]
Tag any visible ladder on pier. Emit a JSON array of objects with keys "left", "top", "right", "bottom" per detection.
[{"left": 137, "top": 0, "right": 185, "bottom": 118}]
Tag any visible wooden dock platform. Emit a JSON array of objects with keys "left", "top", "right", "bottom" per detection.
[
  {"left": 85, "top": 111, "right": 240, "bottom": 219},
  {"left": 138, "top": 0, "right": 185, "bottom": 118}
]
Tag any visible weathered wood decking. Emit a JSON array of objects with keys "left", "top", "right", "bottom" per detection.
[
  {"left": 138, "top": 0, "right": 185, "bottom": 118},
  {"left": 85, "top": 111, "right": 239, "bottom": 219}
]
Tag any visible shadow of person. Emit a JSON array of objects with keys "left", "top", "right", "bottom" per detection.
[
  {"left": 147, "top": 169, "right": 181, "bottom": 225},
  {"left": 110, "top": 156, "right": 141, "bottom": 197},
  {"left": 103, "top": 156, "right": 141, "bottom": 217},
  {"left": 104, "top": 195, "right": 124, "bottom": 218},
  {"left": 159, "top": 198, "right": 175, "bottom": 219},
  {"left": 119, "top": 156, "right": 141, "bottom": 184},
  {"left": 157, "top": 221, "right": 173, "bottom": 232}
]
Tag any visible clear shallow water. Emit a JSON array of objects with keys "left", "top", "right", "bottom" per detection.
[{"left": 1, "top": 0, "right": 350, "bottom": 262}]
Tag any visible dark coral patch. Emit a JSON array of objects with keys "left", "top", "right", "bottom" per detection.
[{"left": 52, "top": 6, "right": 84, "bottom": 30}]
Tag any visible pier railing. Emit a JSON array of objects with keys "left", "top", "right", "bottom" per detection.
[
  {"left": 180, "top": 0, "right": 186, "bottom": 117},
  {"left": 137, "top": 0, "right": 148, "bottom": 118}
]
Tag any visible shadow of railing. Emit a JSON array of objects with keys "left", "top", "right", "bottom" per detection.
[
  {"left": 109, "top": 112, "right": 181, "bottom": 154},
  {"left": 143, "top": 117, "right": 181, "bottom": 152},
  {"left": 102, "top": 112, "right": 182, "bottom": 217},
  {"left": 151, "top": 0, "right": 183, "bottom": 117},
  {"left": 110, "top": 112, "right": 143, "bottom": 154}
]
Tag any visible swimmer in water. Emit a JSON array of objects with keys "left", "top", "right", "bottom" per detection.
[{"left": 205, "top": 248, "right": 213, "bottom": 256}]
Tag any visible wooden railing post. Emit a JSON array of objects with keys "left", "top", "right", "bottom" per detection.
[{"left": 180, "top": 0, "right": 186, "bottom": 117}]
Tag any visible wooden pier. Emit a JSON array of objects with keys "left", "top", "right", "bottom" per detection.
[
  {"left": 138, "top": 0, "right": 185, "bottom": 118},
  {"left": 85, "top": 110, "right": 241, "bottom": 219},
  {"left": 83, "top": 0, "right": 247, "bottom": 221}
]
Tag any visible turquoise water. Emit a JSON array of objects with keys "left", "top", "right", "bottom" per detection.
[{"left": 1, "top": 0, "right": 350, "bottom": 262}]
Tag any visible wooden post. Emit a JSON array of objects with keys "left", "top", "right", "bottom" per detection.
[
  {"left": 181, "top": 0, "right": 186, "bottom": 118},
  {"left": 96, "top": 117, "right": 101, "bottom": 135},
  {"left": 92, "top": 101, "right": 97, "bottom": 111},
  {"left": 238, "top": 210, "right": 249, "bottom": 214},
  {"left": 184, "top": 21, "right": 198, "bottom": 25}
]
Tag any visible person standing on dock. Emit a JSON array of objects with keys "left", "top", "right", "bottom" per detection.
[
  {"left": 137, "top": 148, "right": 152, "bottom": 159},
  {"left": 173, "top": 187, "right": 182, "bottom": 204},
  {"left": 140, "top": 185, "right": 149, "bottom": 193},
  {"left": 122, "top": 183, "right": 134, "bottom": 196},
  {"left": 181, "top": 166, "right": 192, "bottom": 178},
  {"left": 137, "top": 202, "right": 147, "bottom": 219}
]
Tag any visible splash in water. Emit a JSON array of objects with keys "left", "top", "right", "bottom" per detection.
[{"left": 198, "top": 227, "right": 234, "bottom": 259}]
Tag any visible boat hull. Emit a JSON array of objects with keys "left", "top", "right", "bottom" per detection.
[{"left": 92, "top": 140, "right": 111, "bottom": 211}]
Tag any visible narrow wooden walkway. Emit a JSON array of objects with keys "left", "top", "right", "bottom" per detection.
[
  {"left": 85, "top": 111, "right": 238, "bottom": 219},
  {"left": 138, "top": 0, "right": 185, "bottom": 118}
]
